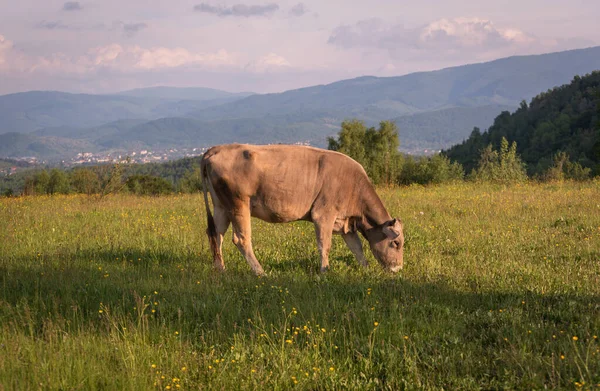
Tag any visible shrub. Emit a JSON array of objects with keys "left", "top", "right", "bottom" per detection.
[
  {"left": 125, "top": 175, "right": 173, "bottom": 196},
  {"left": 543, "top": 152, "right": 591, "bottom": 181},
  {"left": 71, "top": 168, "right": 101, "bottom": 195},
  {"left": 469, "top": 138, "right": 528, "bottom": 183},
  {"left": 399, "top": 154, "right": 464, "bottom": 185}
]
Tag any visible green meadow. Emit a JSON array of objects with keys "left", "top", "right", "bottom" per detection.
[{"left": 0, "top": 182, "right": 599, "bottom": 390}]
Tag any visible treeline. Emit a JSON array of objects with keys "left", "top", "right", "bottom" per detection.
[
  {"left": 3, "top": 157, "right": 205, "bottom": 197},
  {"left": 328, "top": 119, "right": 596, "bottom": 186},
  {"left": 444, "top": 71, "right": 600, "bottom": 176}
]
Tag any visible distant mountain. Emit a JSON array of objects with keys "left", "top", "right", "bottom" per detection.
[
  {"left": 1, "top": 46, "right": 600, "bottom": 160},
  {"left": 444, "top": 71, "right": 600, "bottom": 175},
  {"left": 96, "top": 115, "right": 329, "bottom": 150},
  {"left": 32, "top": 119, "right": 147, "bottom": 140},
  {"left": 392, "top": 105, "right": 515, "bottom": 152},
  {"left": 117, "top": 86, "right": 254, "bottom": 101},
  {"left": 0, "top": 132, "right": 95, "bottom": 159},
  {"left": 188, "top": 46, "right": 600, "bottom": 122},
  {"left": 0, "top": 88, "right": 252, "bottom": 134}
]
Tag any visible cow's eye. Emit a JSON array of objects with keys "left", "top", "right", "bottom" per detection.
[{"left": 391, "top": 240, "right": 400, "bottom": 248}]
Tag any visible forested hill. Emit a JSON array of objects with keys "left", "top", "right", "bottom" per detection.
[{"left": 444, "top": 71, "right": 600, "bottom": 176}]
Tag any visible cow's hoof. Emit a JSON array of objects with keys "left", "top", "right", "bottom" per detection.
[{"left": 320, "top": 266, "right": 330, "bottom": 273}]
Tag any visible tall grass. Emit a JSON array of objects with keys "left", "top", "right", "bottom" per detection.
[{"left": 0, "top": 182, "right": 599, "bottom": 390}]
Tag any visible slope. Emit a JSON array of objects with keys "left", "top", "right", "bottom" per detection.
[
  {"left": 444, "top": 72, "right": 600, "bottom": 175},
  {"left": 188, "top": 46, "right": 600, "bottom": 121}
]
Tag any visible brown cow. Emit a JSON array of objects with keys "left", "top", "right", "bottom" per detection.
[{"left": 201, "top": 144, "right": 404, "bottom": 275}]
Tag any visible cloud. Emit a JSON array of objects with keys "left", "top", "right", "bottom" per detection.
[
  {"left": 62, "top": 1, "right": 82, "bottom": 11},
  {"left": 245, "top": 52, "right": 290, "bottom": 72},
  {"left": 193, "top": 3, "right": 279, "bottom": 17},
  {"left": 0, "top": 33, "right": 239, "bottom": 77},
  {"left": 36, "top": 20, "right": 73, "bottom": 30},
  {"left": 44, "top": 44, "right": 238, "bottom": 73},
  {"left": 328, "top": 17, "right": 538, "bottom": 60},
  {"left": 419, "top": 18, "right": 534, "bottom": 47},
  {"left": 289, "top": 3, "right": 308, "bottom": 17},
  {"left": 0, "top": 35, "right": 29, "bottom": 71},
  {"left": 128, "top": 46, "right": 236, "bottom": 70},
  {"left": 0, "top": 35, "right": 11, "bottom": 67},
  {"left": 1, "top": 33, "right": 295, "bottom": 77},
  {"left": 34, "top": 20, "right": 148, "bottom": 36},
  {"left": 117, "top": 22, "right": 148, "bottom": 37}
]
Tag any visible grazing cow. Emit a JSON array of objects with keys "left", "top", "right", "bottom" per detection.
[{"left": 201, "top": 144, "right": 404, "bottom": 275}]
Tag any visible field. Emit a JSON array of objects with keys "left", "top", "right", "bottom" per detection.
[{"left": 1, "top": 182, "right": 599, "bottom": 390}]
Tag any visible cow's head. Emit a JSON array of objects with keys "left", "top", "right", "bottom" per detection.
[{"left": 366, "top": 218, "right": 404, "bottom": 272}]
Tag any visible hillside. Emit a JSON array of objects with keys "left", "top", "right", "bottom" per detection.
[
  {"left": 188, "top": 46, "right": 600, "bottom": 121},
  {"left": 444, "top": 72, "right": 600, "bottom": 175},
  {"left": 0, "top": 132, "right": 96, "bottom": 159}
]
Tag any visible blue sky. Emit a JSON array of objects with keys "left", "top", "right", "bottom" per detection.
[{"left": 0, "top": 0, "right": 598, "bottom": 94}]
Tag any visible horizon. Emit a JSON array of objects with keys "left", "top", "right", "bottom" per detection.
[{"left": 3, "top": 44, "right": 600, "bottom": 97}]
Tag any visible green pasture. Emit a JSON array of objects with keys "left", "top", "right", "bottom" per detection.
[{"left": 0, "top": 182, "right": 599, "bottom": 390}]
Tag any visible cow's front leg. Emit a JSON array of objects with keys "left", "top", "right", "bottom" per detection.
[
  {"left": 313, "top": 218, "right": 335, "bottom": 273},
  {"left": 342, "top": 232, "right": 368, "bottom": 268},
  {"left": 231, "top": 203, "right": 265, "bottom": 276}
]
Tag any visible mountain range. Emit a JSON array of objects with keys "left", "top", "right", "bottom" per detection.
[{"left": 1, "top": 46, "right": 600, "bottom": 160}]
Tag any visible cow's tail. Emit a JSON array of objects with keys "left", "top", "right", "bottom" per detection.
[{"left": 201, "top": 155, "right": 218, "bottom": 253}]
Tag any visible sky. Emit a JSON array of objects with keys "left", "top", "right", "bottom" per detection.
[{"left": 0, "top": 0, "right": 599, "bottom": 95}]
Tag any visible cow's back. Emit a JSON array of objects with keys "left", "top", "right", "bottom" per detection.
[{"left": 202, "top": 144, "right": 368, "bottom": 223}]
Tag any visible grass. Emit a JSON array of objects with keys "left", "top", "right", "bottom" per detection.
[{"left": 0, "top": 181, "right": 599, "bottom": 390}]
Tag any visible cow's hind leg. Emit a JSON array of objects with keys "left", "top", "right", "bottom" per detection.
[
  {"left": 342, "top": 232, "right": 368, "bottom": 268},
  {"left": 210, "top": 205, "right": 230, "bottom": 271},
  {"left": 231, "top": 203, "right": 265, "bottom": 276}
]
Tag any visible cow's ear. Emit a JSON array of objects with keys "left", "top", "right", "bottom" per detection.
[{"left": 382, "top": 218, "right": 402, "bottom": 239}]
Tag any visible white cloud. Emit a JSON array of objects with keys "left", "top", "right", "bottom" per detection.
[
  {"left": 131, "top": 46, "right": 236, "bottom": 69},
  {"left": 5, "top": 42, "right": 238, "bottom": 75},
  {"left": 0, "top": 35, "right": 9, "bottom": 67},
  {"left": 419, "top": 17, "right": 534, "bottom": 47},
  {"left": 245, "top": 52, "right": 291, "bottom": 72},
  {"left": 0, "top": 36, "right": 287, "bottom": 78},
  {"left": 0, "top": 35, "right": 28, "bottom": 71},
  {"left": 328, "top": 17, "right": 539, "bottom": 61}
]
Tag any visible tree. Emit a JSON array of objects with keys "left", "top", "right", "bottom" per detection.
[
  {"left": 365, "top": 121, "right": 401, "bottom": 185},
  {"left": 98, "top": 162, "right": 126, "bottom": 197},
  {"left": 179, "top": 167, "right": 204, "bottom": 193},
  {"left": 544, "top": 152, "right": 591, "bottom": 181},
  {"left": 328, "top": 120, "right": 402, "bottom": 185},
  {"left": 48, "top": 169, "right": 71, "bottom": 194},
  {"left": 470, "top": 137, "right": 528, "bottom": 183},
  {"left": 328, "top": 120, "right": 368, "bottom": 168},
  {"left": 445, "top": 71, "right": 600, "bottom": 177},
  {"left": 71, "top": 168, "right": 100, "bottom": 195},
  {"left": 34, "top": 170, "right": 50, "bottom": 195},
  {"left": 126, "top": 175, "right": 173, "bottom": 196}
]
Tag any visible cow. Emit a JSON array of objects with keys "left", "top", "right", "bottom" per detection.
[{"left": 200, "top": 143, "right": 404, "bottom": 275}]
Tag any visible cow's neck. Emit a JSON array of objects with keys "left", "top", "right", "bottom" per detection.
[{"left": 360, "top": 186, "right": 391, "bottom": 229}]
